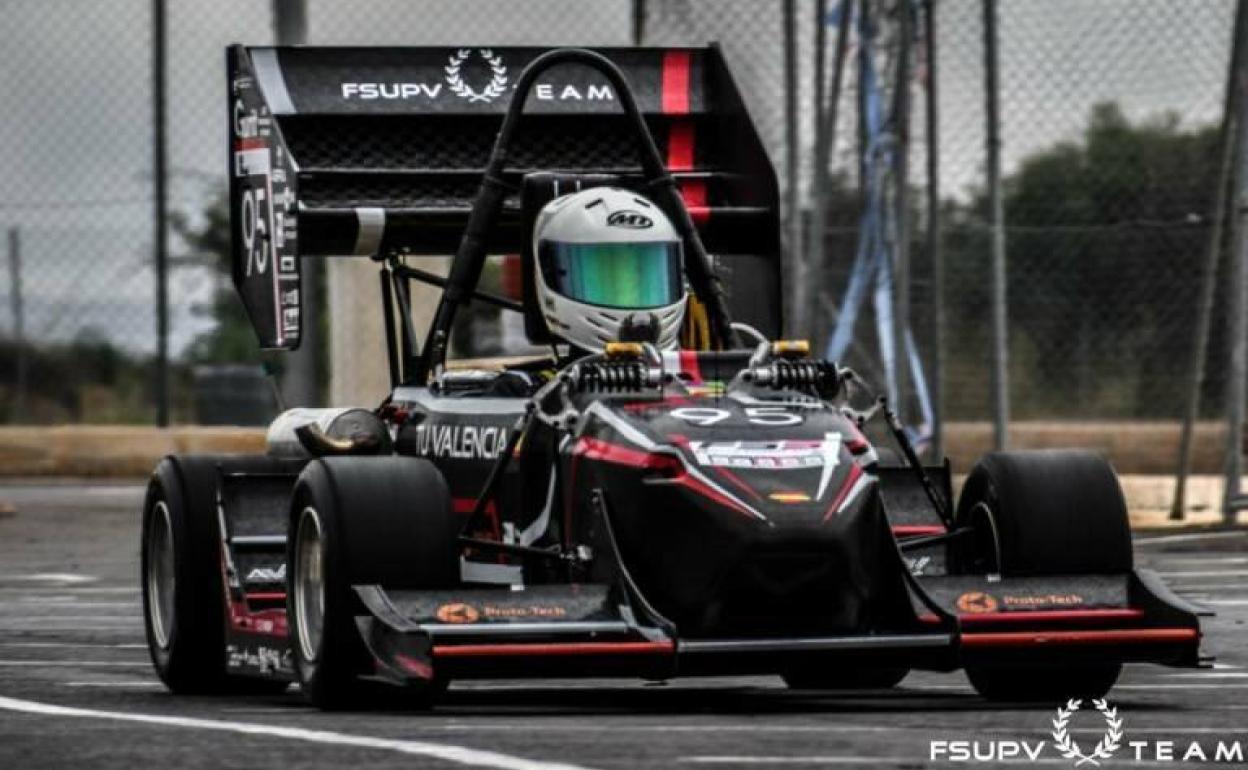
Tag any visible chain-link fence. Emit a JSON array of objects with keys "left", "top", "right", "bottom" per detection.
[{"left": 0, "top": 0, "right": 1238, "bottom": 430}]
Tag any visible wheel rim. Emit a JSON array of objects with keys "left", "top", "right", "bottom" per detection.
[
  {"left": 294, "top": 507, "right": 325, "bottom": 663},
  {"left": 968, "top": 501, "right": 1002, "bottom": 575},
  {"left": 146, "top": 501, "right": 176, "bottom": 649}
]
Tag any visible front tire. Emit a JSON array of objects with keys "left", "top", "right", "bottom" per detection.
[
  {"left": 954, "top": 450, "right": 1130, "bottom": 702},
  {"left": 783, "top": 666, "right": 909, "bottom": 691},
  {"left": 288, "top": 456, "right": 457, "bottom": 709},
  {"left": 141, "top": 456, "right": 289, "bottom": 695},
  {"left": 965, "top": 663, "right": 1122, "bottom": 702}
]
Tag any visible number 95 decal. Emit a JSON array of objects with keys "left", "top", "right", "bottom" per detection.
[{"left": 670, "top": 406, "right": 802, "bottom": 427}]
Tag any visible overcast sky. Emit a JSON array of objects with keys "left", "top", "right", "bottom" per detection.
[{"left": 0, "top": 0, "right": 1235, "bottom": 354}]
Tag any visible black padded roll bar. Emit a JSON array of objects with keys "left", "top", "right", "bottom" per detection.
[{"left": 419, "top": 48, "right": 739, "bottom": 378}]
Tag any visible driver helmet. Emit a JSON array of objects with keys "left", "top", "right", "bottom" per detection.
[{"left": 533, "top": 187, "right": 687, "bottom": 351}]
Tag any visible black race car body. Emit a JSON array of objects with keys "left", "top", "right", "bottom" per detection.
[
  {"left": 140, "top": 44, "right": 1207, "bottom": 706},
  {"left": 207, "top": 347, "right": 1205, "bottom": 691}
]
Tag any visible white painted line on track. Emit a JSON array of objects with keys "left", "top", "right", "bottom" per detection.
[
  {"left": 680, "top": 758, "right": 1075, "bottom": 766},
  {"left": 1158, "top": 569, "right": 1248, "bottom": 578},
  {"left": 0, "top": 574, "right": 98, "bottom": 585},
  {"left": 1199, "top": 599, "right": 1248, "bottom": 606},
  {"left": 0, "top": 623, "right": 141, "bottom": 631},
  {"left": 0, "top": 695, "right": 598, "bottom": 770},
  {"left": 1161, "top": 672, "right": 1248, "bottom": 678},
  {"left": 0, "top": 618, "right": 142, "bottom": 623},
  {"left": 1113, "top": 683, "right": 1248, "bottom": 690},
  {"left": 439, "top": 724, "right": 898, "bottom": 733},
  {"left": 1135, "top": 531, "right": 1248, "bottom": 545},
  {"left": 0, "top": 627, "right": 142, "bottom": 633},
  {"left": 0, "top": 661, "right": 148, "bottom": 667},
  {"left": 1158, "top": 556, "right": 1248, "bottom": 565},
  {"left": 678, "top": 757, "right": 916, "bottom": 765},
  {"left": 1, "top": 601, "right": 138, "bottom": 609},
  {"left": 0, "top": 638, "right": 144, "bottom": 643},
  {"left": 0, "top": 587, "right": 137, "bottom": 595},
  {"left": 63, "top": 681, "right": 161, "bottom": 688},
  {"left": 1172, "top": 585, "right": 1248, "bottom": 591}
]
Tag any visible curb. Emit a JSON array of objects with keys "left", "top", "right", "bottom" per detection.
[{"left": 0, "top": 426, "right": 265, "bottom": 478}]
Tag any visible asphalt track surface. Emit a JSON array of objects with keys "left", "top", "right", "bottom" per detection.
[{"left": 0, "top": 480, "right": 1245, "bottom": 769}]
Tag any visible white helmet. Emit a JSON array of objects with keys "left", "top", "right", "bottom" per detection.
[{"left": 532, "top": 187, "right": 687, "bottom": 351}]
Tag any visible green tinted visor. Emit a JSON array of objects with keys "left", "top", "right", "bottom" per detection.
[{"left": 538, "top": 240, "right": 684, "bottom": 309}]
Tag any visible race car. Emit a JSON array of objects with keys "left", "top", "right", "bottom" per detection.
[{"left": 141, "top": 45, "right": 1207, "bottom": 709}]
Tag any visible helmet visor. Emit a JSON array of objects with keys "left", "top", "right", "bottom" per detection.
[{"left": 538, "top": 240, "right": 683, "bottom": 309}]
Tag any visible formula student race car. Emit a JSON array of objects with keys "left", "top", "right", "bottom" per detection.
[{"left": 140, "top": 45, "right": 1207, "bottom": 708}]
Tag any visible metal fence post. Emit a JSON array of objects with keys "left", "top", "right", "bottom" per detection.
[
  {"left": 892, "top": 0, "right": 914, "bottom": 424},
  {"left": 983, "top": 0, "right": 1008, "bottom": 449},
  {"left": 1173, "top": 0, "right": 1247, "bottom": 521},
  {"left": 806, "top": 0, "right": 852, "bottom": 346},
  {"left": 925, "top": 0, "right": 944, "bottom": 459},
  {"left": 783, "top": 0, "right": 802, "bottom": 336},
  {"left": 8, "top": 227, "right": 26, "bottom": 421},
  {"left": 273, "top": 0, "right": 316, "bottom": 408},
  {"left": 1223, "top": 6, "right": 1248, "bottom": 524},
  {"left": 797, "top": 0, "right": 827, "bottom": 341},
  {"left": 151, "top": 0, "right": 169, "bottom": 427},
  {"left": 632, "top": 0, "right": 647, "bottom": 45}
]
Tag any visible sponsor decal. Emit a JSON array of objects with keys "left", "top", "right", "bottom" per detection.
[
  {"left": 434, "top": 602, "right": 569, "bottom": 624},
  {"left": 687, "top": 435, "right": 844, "bottom": 501},
  {"left": 415, "top": 422, "right": 509, "bottom": 460},
  {"left": 1003, "top": 593, "right": 1084, "bottom": 608},
  {"left": 689, "top": 439, "right": 830, "bottom": 470},
  {"left": 905, "top": 555, "right": 932, "bottom": 576},
  {"left": 956, "top": 591, "right": 999, "bottom": 614},
  {"left": 245, "top": 564, "right": 286, "bottom": 583},
  {"left": 435, "top": 603, "right": 480, "bottom": 624},
  {"left": 226, "top": 643, "right": 291, "bottom": 675},
  {"left": 931, "top": 699, "right": 1245, "bottom": 765},
  {"left": 232, "top": 82, "right": 298, "bottom": 344},
  {"left": 606, "top": 210, "right": 654, "bottom": 229},
  {"left": 669, "top": 406, "right": 806, "bottom": 427}
]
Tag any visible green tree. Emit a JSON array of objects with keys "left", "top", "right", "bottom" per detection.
[{"left": 945, "top": 102, "right": 1220, "bottom": 418}]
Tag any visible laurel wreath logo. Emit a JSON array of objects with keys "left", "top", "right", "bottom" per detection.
[
  {"left": 444, "top": 48, "right": 508, "bottom": 103},
  {"left": 1051, "top": 698, "right": 1124, "bottom": 767}
]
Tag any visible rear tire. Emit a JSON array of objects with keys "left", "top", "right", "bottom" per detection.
[
  {"left": 783, "top": 666, "right": 909, "bottom": 691},
  {"left": 954, "top": 450, "right": 1130, "bottom": 701},
  {"left": 141, "top": 456, "right": 289, "bottom": 695},
  {"left": 288, "top": 456, "right": 457, "bottom": 710}
]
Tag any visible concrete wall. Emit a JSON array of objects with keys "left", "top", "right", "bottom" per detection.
[{"left": 0, "top": 421, "right": 1227, "bottom": 478}]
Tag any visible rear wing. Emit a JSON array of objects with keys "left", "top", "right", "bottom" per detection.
[{"left": 228, "top": 45, "right": 780, "bottom": 350}]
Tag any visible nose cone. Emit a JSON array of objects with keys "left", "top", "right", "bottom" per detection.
[{"left": 575, "top": 396, "right": 902, "bottom": 636}]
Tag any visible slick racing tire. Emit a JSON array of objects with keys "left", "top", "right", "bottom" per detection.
[
  {"left": 964, "top": 663, "right": 1122, "bottom": 703},
  {"left": 288, "top": 456, "right": 457, "bottom": 710},
  {"left": 141, "top": 456, "right": 290, "bottom": 695},
  {"left": 783, "top": 666, "right": 909, "bottom": 690},
  {"left": 953, "top": 450, "right": 1129, "bottom": 702},
  {"left": 952, "top": 450, "right": 1131, "bottom": 578}
]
